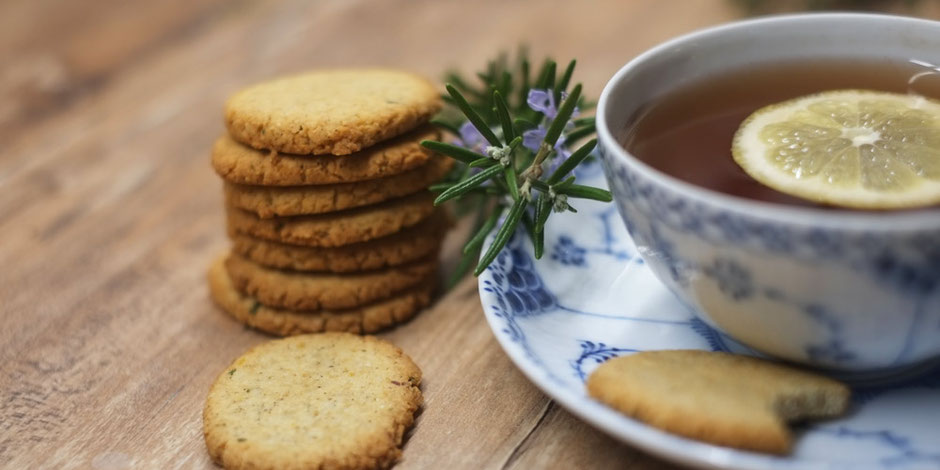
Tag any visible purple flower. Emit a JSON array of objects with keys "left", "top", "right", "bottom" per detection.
[
  {"left": 527, "top": 89, "right": 559, "bottom": 119},
  {"left": 523, "top": 89, "right": 578, "bottom": 171},
  {"left": 522, "top": 126, "right": 568, "bottom": 155},
  {"left": 526, "top": 89, "right": 579, "bottom": 121},
  {"left": 455, "top": 121, "right": 488, "bottom": 155}
]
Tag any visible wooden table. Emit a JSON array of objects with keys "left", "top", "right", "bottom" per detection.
[{"left": 4, "top": 1, "right": 937, "bottom": 468}]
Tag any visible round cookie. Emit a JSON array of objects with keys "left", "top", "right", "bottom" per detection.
[
  {"left": 226, "top": 192, "right": 436, "bottom": 247},
  {"left": 224, "top": 69, "right": 442, "bottom": 155},
  {"left": 224, "top": 253, "right": 437, "bottom": 310},
  {"left": 586, "top": 350, "right": 851, "bottom": 455},
  {"left": 224, "top": 156, "right": 452, "bottom": 218},
  {"left": 208, "top": 256, "right": 433, "bottom": 335},
  {"left": 203, "top": 332, "right": 422, "bottom": 470},
  {"left": 211, "top": 126, "right": 440, "bottom": 186},
  {"left": 230, "top": 210, "right": 450, "bottom": 272}
]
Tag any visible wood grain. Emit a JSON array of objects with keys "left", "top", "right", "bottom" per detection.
[{"left": 2, "top": 1, "right": 936, "bottom": 468}]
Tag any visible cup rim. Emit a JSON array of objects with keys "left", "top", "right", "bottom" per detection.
[{"left": 596, "top": 12, "right": 940, "bottom": 232}]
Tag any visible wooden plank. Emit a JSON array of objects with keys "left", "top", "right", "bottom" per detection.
[{"left": 0, "top": 0, "right": 236, "bottom": 142}]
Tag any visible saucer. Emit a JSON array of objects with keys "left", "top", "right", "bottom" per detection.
[{"left": 478, "top": 162, "right": 940, "bottom": 470}]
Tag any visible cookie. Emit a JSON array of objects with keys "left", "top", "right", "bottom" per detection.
[
  {"left": 224, "top": 155, "right": 452, "bottom": 218},
  {"left": 230, "top": 210, "right": 450, "bottom": 272},
  {"left": 224, "top": 69, "right": 441, "bottom": 155},
  {"left": 226, "top": 191, "right": 435, "bottom": 247},
  {"left": 586, "top": 350, "right": 851, "bottom": 454},
  {"left": 211, "top": 126, "right": 439, "bottom": 186},
  {"left": 208, "top": 256, "right": 432, "bottom": 335},
  {"left": 203, "top": 332, "right": 422, "bottom": 470},
  {"left": 224, "top": 252, "right": 437, "bottom": 310}
]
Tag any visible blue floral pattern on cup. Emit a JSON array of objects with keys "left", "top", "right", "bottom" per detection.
[{"left": 597, "top": 142, "right": 940, "bottom": 371}]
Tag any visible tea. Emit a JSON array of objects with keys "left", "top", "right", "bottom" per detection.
[{"left": 623, "top": 59, "right": 940, "bottom": 209}]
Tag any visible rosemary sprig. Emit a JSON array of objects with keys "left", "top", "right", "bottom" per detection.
[{"left": 426, "top": 49, "right": 612, "bottom": 286}]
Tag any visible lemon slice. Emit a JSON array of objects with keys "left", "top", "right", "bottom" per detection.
[{"left": 732, "top": 89, "right": 940, "bottom": 209}]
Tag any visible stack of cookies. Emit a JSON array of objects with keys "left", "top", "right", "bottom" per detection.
[{"left": 208, "top": 69, "right": 451, "bottom": 336}]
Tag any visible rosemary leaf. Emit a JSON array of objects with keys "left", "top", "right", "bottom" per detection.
[
  {"left": 464, "top": 206, "right": 504, "bottom": 255},
  {"left": 528, "top": 178, "right": 550, "bottom": 192},
  {"left": 486, "top": 57, "right": 506, "bottom": 82},
  {"left": 536, "top": 194, "right": 551, "bottom": 230},
  {"left": 544, "top": 83, "right": 582, "bottom": 147},
  {"left": 446, "top": 186, "right": 503, "bottom": 197},
  {"left": 434, "top": 164, "right": 503, "bottom": 205},
  {"left": 464, "top": 186, "right": 504, "bottom": 195},
  {"left": 547, "top": 138, "right": 596, "bottom": 184},
  {"left": 457, "top": 161, "right": 473, "bottom": 180},
  {"left": 513, "top": 117, "right": 537, "bottom": 133},
  {"left": 558, "top": 184, "right": 613, "bottom": 202},
  {"left": 521, "top": 212, "right": 544, "bottom": 259},
  {"left": 446, "top": 84, "right": 501, "bottom": 146},
  {"left": 421, "top": 140, "right": 486, "bottom": 165},
  {"left": 468, "top": 157, "right": 498, "bottom": 169},
  {"left": 534, "top": 59, "right": 556, "bottom": 90},
  {"left": 555, "top": 175, "right": 577, "bottom": 189},
  {"left": 499, "top": 70, "right": 512, "bottom": 98},
  {"left": 494, "top": 91, "right": 515, "bottom": 141},
  {"left": 533, "top": 194, "right": 545, "bottom": 233},
  {"left": 429, "top": 182, "right": 452, "bottom": 192},
  {"left": 430, "top": 118, "right": 461, "bottom": 136},
  {"left": 520, "top": 58, "right": 531, "bottom": 109},
  {"left": 475, "top": 197, "right": 528, "bottom": 275},
  {"left": 554, "top": 59, "right": 576, "bottom": 102},
  {"left": 446, "top": 72, "right": 485, "bottom": 99},
  {"left": 572, "top": 116, "right": 595, "bottom": 127},
  {"left": 507, "top": 135, "right": 524, "bottom": 151},
  {"left": 504, "top": 164, "right": 520, "bottom": 201},
  {"left": 564, "top": 124, "right": 596, "bottom": 145},
  {"left": 543, "top": 61, "right": 556, "bottom": 91}
]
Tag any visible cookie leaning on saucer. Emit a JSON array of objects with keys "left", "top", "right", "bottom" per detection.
[
  {"left": 224, "top": 156, "right": 452, "bottom": 218},
  {"left": 230, "top": 209, "right": 450, "bottom": 272},
  {"left": 211, "top": 126, "right": 439, "bottom": 186},
  {"left": 224, "top": 253, "right": 437, "bottom": 310},
  {"left": 208, "top": 257, "right": 432, "bottom": 335},
  {"left": 203, "top": 332, "right": 422, "bottom": 470},
  {"left": 587, "top": 350, "right": 850, "bottom": 454},
  {"left": 226, "top": 191, "right": 436, "bottom": 247},
  {"left": 225, "top": 69, "right": 441, "bottom": 155}
]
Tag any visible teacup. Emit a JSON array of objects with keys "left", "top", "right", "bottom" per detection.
[{"left": 596, "top": 13, "right": 940, "bottom": 373}]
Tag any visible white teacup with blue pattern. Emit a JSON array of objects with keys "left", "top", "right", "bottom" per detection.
[{"left": 596, "top": 13, "right": 940, "bottom": 373}]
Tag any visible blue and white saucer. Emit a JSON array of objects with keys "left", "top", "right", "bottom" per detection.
[{"left": 478, "top": 163, "right": 940, "bottom": 470}]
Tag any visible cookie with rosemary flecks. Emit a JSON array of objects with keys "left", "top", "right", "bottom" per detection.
[
  {"left": 229, "top": 209, "right": 450, "bottom": 273},
  {"left": 224, "top": 156, "right": 451, "bottom": 218},
  {"left": 224, "top": 69, "right": 441, "bottom": 155},
  {"left": 207, "top": 256, "right": 432, "bottom": 336},
  {"left": 224, "top": 253, "right": 437, "bottom": 311},
  {"left": 225, "top": 191, "right": 436, "bottom": 248},
  {"left": 203, "top": 332, "right": 422, "bottom": 469},
  {"left": 211, "top": 126, "right": 439, "bottom": 186},
  {"left": 586, "top": 350, "right": 851, "bottom": 454}
]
